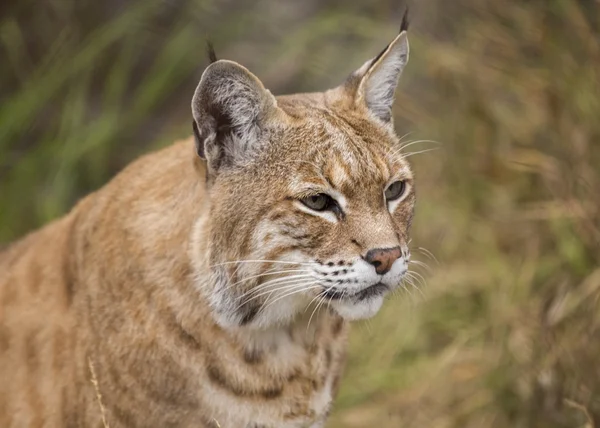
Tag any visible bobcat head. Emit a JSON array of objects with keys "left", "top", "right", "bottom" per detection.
[{"left": 191, "top": 18, "right": 414, "bottom": 329}]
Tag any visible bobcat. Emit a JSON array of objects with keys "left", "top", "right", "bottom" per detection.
[{"left": 0, "top": 14, "right": 414, "bottom": 428}]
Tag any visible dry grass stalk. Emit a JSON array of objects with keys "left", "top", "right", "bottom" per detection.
[{"left": 88, "top": 357, "right": 110, "bottom": 428}]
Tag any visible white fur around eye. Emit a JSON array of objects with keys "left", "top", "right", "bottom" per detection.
[
  {"left": 386, "top": 182, "right": 411, "bottom": 213},
  {"left": 328, "top": 189, "right": 347, "bottom": 212},
  {"left": 293, "top": 201, "right": 338, "bottom": 223}
]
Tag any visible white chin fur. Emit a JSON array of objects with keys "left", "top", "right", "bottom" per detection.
[{"left": 329, "top": 295, "right": 385, "bottom": 320}]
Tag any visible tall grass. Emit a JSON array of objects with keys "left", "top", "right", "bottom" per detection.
[{"left": 1, "top": 1, "right": 598, "bottom": 427}]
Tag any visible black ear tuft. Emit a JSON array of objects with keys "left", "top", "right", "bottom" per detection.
[
  {"left": 206, "top": 41, "right": 218, "bottom": 63},
  {"left": 370, "top": 43, "right": 390, "bottom": 68},
  {"left": 400, "top": 6, "right": 410, "bottom": 33}
]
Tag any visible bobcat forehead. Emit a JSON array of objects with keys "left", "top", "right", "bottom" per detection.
[
  {"left": 271, "top": 118, "right": 412, "bottom": 203},
  {"left": 2, "top": 13, "right": 415, "bottom": 428}
]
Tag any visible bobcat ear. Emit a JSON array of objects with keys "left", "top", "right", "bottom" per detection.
[
  {"left": 191, "top": 60, "right": 279, "bottom": 174},
  {"left": 347, "top": 11, "right": 410, "bottom": 123}
]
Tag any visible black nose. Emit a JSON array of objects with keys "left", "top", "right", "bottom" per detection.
[{"left": 364, "top": 247, "right": 402, "bottom": 275}]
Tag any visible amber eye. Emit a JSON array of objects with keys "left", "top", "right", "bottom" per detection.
[
  {"left": 384, "top": 180, "right": 406, "bottom": 201},
  {"left": 300, "top": 194, "right": 335, "bottom": 211}
]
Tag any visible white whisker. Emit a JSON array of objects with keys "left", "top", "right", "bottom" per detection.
[
  {"left": 304, "top": 286, "right": 328, "bottom": 314},
  {"left": 307, "top": 290, "right": 330, "bottom": 332},
  {"left": 408, "top": 270, "right": 428, "bottom": 288},
  {"left": 210, "top": 260, "right": 317, "bottom": 268},
  {"left": 396, "top": 139, "right": 438, "bottom": 153},
  {"left": 404, "top": 272, "right": 426, "bottom": 298},
  {"left": 226, "top": 269, "right": 309, "bottom": 289},
  {"left": 398, "top": 131, "right": 414, "bottom": 142},
  {"left": 387, "top": 139, "right": 441, "bottom": 160},
  {"left": 399, "top": 147, "right": 440, "bottom": 159},
  {"left": 383, "top": 132, "right": 414, "bottom": 158},
  {"left": 402, "top": 276, "right": 419, "bottom": 299},
  {"left": 417, "top": 247, "right": 439, "bottom": 265},
  {"left": 260, "top": 283, "right": 321, "bottom": 312},
  {"left": 238, "top": 278, "right": 316, "bottom": 307},
  {"left": 409, "top": 259, "right": 432, "bottom": 273},
  {"left": 238, "top": 274, "right": 314, "bottom": 297}
]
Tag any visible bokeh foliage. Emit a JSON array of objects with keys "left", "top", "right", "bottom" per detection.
[{"left": 1, "top": 1, "right": 599, "bottom": 427}]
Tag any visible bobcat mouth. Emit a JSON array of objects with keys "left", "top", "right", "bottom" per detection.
[{"left": 322, "top": 282, "right": 389, "bottom": 301}]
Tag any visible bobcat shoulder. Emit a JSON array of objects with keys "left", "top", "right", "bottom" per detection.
[{"left": 0, "top": 17, "right": 415, "bottom": 428}]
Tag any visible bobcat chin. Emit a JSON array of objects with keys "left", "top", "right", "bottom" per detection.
[{"left": 0, "top": 13, "right": 414, "bottom": 428}]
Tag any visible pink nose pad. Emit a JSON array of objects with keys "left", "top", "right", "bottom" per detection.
[{"left": 364, "top": 247, "right": 402, "bottom": 275}]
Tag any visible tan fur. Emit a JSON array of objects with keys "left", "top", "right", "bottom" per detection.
[{"left": 0, "top": 28, "right": 414, "bottom": 428}]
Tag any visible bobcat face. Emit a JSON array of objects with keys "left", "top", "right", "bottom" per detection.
[{"left": 192, "top": 29, "right": 413, "bottom": 329}]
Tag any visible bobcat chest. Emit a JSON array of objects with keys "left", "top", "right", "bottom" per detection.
[{"left": 197, "top": 315, "right": 348, "bottom": 427}]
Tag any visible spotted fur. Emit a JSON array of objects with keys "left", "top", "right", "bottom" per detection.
[{"left": 0, "top": 22, "right": 414, "bottom": 428}]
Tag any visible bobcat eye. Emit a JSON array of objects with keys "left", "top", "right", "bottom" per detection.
[
  {"left": 384, "top": 180, "right": 406, "bottom": 201},
  {"left": 300, "top": 194, "right": 335, "bottom": 211}
]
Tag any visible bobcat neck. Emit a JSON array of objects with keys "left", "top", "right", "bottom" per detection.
[{"left": 70, "top": 140, "right": 348, "bottom": 427}]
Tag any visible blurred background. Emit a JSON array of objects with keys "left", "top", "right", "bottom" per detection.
[{"left": 1, "top": 0, "right": 599, "bottom": 426}]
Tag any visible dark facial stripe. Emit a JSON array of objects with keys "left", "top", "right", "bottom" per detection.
[
  {"left": 284, "top": 407, "right": 316, "bottom": 420},
  {"left": 206, "top": 364, "right": 283, "bottom": 399},
  {"left": 165, "top": 312, "right": 202, "bottom": 351},
  {"left": 176, "top": 324, "right": 202, "bottom": 351},
  {"left": 332, "top": 316, "right": 345, "bottom": 336},
  {"left": 325, "top": 347, "right": 332, "bottom": 369},
  {"left": 239, "top": 303, "right": 260, "bottom": 326},
  {"left": 243, "top": 348, "right": 263, "bottom": 365},
  {"left": 110, "top": 403, "right": 139, "bottom": 428}
]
